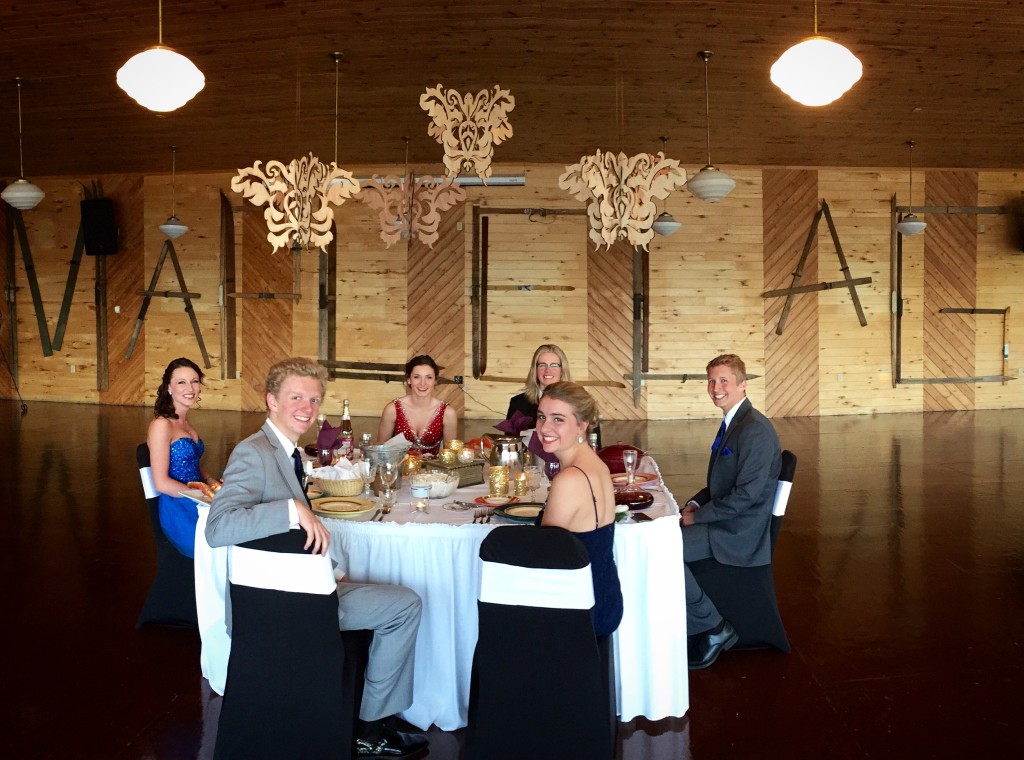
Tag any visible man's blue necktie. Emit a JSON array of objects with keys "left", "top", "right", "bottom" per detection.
[
  {"left": 291, "top": 448, "right": 305, "bottom": 488},
  {"left": 711, "top": 421, "right": 727, "bottom": 454}
]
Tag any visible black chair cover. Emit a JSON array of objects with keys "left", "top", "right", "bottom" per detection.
[
  {"left": 214, "top": 529, "right": 346, "bottom": 760},
  {"left": 135, "top": 442, "right": 198, "bottom": 629},
  {"left": 465, "top": 525, "right": 611, "bottom": 760},
  {"left": 770, "top": 449, "right": 797, "bottom": 552}
]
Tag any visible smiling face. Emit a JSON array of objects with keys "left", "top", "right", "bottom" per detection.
[
  {"left": 266, "top": 375, "right": 323, "bottom": 443},
  {"left": 534, "top": 351, "right": 563, "bottom": 389},
  {"left": 707, "top": 365, "right": 747, "bottom": 414},
  {"left": 407, "top": 364, "right": 437, "bottom": 398},
  {"left": 536, "top": 396, "right": 586, "bottom": 456},
  {"left": 168, "top": 366, "right": 202, "bottom": 410}
]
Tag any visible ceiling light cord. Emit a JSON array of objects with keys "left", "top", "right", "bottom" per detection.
[
  {"left": 169, "top": 145, "right": 177, "bottom": 216},
  {"left": 158, "top": 0, "right": 163, "bottom": 45},
  {"left": 907, "top": 140, "right": 915, "bottom": 207},
  {"left": 813, "top": 0, "right": 819, "bottom": 36},
  {"left": 15, "top": 77, "right": 26, "bottom": 177},
  {"left": 702, "top": 55, "right": 712, "bottom": 167}
]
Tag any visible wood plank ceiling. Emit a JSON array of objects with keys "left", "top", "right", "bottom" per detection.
[{"left": 0, "top": 1, "right": 1021, "bottom": 179}]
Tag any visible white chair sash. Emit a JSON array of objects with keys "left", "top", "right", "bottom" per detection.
[
  {"left": 772, "top": 480, "right": 792, "bottom": 517},
  {"left": 479, "top": 560, "right": 594, "bottom": 609},
  {"left": 139, "top": 465, "right": 157, "bottom": 500},
  {"left": 229, "top": 546, "right": 336, "bottom": 595}
]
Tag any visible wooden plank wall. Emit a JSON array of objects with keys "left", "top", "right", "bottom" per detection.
[
  {"left": 407, "top": 204, "right": 466, "bottom": 417},
  {"left": 762, "top": 169, "right": 820, "bottom": 418},
  {"left": 6, "top": 163, "right": 1024, "bottom": 421},
  {"left": 923, "top": 170, "right": 978, "bottom": 411},
  {"left": 587, "top": 240, "right": 645, "bottom": 420},
  {"left": 0, "top": 201, "right": 13, "bottom": 398},
  {"left": 99, "top": 176, "right": 146, "bottom": 406}
]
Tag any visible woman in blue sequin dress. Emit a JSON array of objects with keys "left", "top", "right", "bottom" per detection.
[{"left": 147, "top": 358, "right": 220, "bottom": 557}]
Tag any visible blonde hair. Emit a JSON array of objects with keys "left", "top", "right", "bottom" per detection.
[
  {"left": 523, "top": 344, "right": 572, "bottom": 404},
  {"left": 540, "top": 381, "right": 598, "bottom": 429},
  {"left": 706, "top": 354, "right": 747, "bottom": 383},
  {"left": 264, "top": 357, "right": 328, "bottom": 400}
]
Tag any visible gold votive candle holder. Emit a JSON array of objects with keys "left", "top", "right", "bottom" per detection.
[
  {"left": 438, "top": 448, "right": 458, "bottom": 465},
  {"left": 447, "top": 439, "right": 464, "bottom": 452},
  {"left": 402, "top": 455, "right": 422, "bottom": 475},
  {"left": 489, "top": 465, "right": 509, "bottom": 497},
  {"left": 513, "top": 472, "right": 528, "bottom": 497}
]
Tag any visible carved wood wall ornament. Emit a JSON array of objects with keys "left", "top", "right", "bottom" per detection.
[
  {"left": 559, "top": 151, "right": 688, "bottom": 251},
  {"left": 420, "top": 84, "right": 515, "bottom": 182},
  {"left": 360, "top": 173, "right": 466, "bottom": 249},
  {"left": 230, "top": 153, "right": 360, "bottom": 253}
]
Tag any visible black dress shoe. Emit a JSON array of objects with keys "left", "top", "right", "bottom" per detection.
[
  {"left": 688, "top": 620, "right": 738, "bottom": 670},
  {"left": 354, "top": 727, "right": 429, "bottom": 759}
]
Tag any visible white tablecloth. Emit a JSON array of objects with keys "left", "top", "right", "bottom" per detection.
[{"left": 324, "top": 457, "right": 689, "bottom": 731}]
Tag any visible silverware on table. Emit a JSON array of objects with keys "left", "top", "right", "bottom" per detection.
[{"left": 368, "top": 508, "right": 382, "bottom": 522}]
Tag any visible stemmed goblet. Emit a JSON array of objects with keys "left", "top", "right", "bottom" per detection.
[
  {"left": 378, "top": 461, "right": 399, "bottom": 512},
  {"left": 621, "top": 448, "right": 639, "bottom": 491},
  {"left": 524, "top": 465, "right": 541, "bottom": 501},
  {"left": 544, "top": 459, "right": 560, "bottom": 483}
]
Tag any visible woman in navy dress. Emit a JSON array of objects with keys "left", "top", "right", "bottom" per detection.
[{"left": 147, "top": 357, "right": 220, "bottom": 557}]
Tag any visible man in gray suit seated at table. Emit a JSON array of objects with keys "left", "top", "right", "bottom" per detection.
[
  {"left": 680, "top": 353, "right": 781, "bottom": 670},
  {"left": 206, "top": 356, "right": 427, "bottom": 759}
]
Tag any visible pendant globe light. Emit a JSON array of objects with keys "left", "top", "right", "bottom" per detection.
[
  {"left": 770, "top": 0, "right": 862, "bottom": 107},
  {"left": 896, "top": 140, "right": 927, "bottom": 237},
  {"left": 652, "top": 137, "right": 682, "bottom": 236},
  {"left": 158, "top": 145, "right": 189, "bottom": 239},
  {"left": 117, "top": 0, "right": 205, "bottom": 112},
  {"left": 2, "top": 78, "right": 45, "bottom": 211},
  {"left": 687, "top": 51, "right": 736, "bottom": 203}
]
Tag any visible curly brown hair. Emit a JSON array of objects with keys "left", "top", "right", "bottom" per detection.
[{"left": 154, "top": 357, "right": 204, "bottom": 419}]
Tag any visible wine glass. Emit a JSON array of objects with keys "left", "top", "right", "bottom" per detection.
[
  {"left": 544, "top": 459, "right": 560, "bottom": 483},
  {"left": 622, "top": 448, "right": 638, "bottom": 490},
  {"left": 362, "top": 460, "right": 379, "bottom": 498},
  {"left": 524, "top": 465, "right": 541, "bottom": 501},
  {"left": 378, "top": 461, "right": 399, "bottom": 511}
]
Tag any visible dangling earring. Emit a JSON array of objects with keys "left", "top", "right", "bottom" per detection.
[{"left": 577, "top": 434, "right": 585, "bottom": 444}]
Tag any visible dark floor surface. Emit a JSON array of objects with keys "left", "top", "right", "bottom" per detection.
[{"left": 4, "top": 400, "right": 1023, "bottom": 758}]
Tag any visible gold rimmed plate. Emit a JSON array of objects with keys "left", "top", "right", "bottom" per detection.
[
  {"left": 610, "top": 472, "right": 657, "bottom": 487},
  {"left": 495, "top": 502, "right": 544, "bottom": 522},
  {"left": 475, "top": 495, "right": 518, "bottom": 507},
  {"left": 311, "top": 496, "right": 375, "bottom": 519}
]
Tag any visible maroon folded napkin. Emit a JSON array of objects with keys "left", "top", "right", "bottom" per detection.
[
  {"left": 495, "top": 410, "right": 534, "bottom": 436},
  {"left": 316, "top": 420, "right": 342, "bottom": 451}
]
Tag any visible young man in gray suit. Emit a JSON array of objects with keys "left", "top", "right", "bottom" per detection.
[
  {"left": 681, "top": 354, "right": 781, "bottom": 670},
  {"left": 206, "top": 357, "right": 427, "bottom": 759}
]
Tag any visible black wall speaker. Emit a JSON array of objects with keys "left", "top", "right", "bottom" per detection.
[{"left": 81, "top": 198, "right": 119, "bottom": 256}]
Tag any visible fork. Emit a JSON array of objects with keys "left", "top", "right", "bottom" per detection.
[{"left": 473, "top": 509, "right": 486, "bottom": 523}]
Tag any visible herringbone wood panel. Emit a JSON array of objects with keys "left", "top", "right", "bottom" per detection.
[
  {"left": 587, "top": 240, "right": 644, "bottom": 421},
  {"left": 407, "top": 204, "right": 466, "bottom": 418},
  {"left": 924, "top": 171, "right": 978, "bottom": 411},
  {"left": 99, "top": 176, "right": 146, "bottom": 406},
  {"left": 763, "top": 169, "right": 820, "bottom": 417},
  {"left": 241, "top": 208, "right": 293, "bottom": 411}
]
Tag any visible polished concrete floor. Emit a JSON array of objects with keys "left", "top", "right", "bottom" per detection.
[{"left": 4, "top": 399, "right": 1023, "bottom": 759}]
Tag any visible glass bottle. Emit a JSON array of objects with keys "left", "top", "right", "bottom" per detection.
[{"left": 340, "top": 399, "right": 354, "bottom": 456}]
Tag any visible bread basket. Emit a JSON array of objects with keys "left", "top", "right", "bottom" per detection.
[{"left": 317, "top": 476, "right": 365, "bottom": 497}]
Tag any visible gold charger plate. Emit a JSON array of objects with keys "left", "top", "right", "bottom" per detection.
[
  {"left": 610, "top": 472, "right": 657, "bottom": 487},
  {"left": 311, "top": 496, "right": 375, "bottom": 518}
]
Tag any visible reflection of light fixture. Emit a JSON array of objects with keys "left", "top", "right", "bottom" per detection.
[
  {"left": 158, "top": 145, "right": 188, "bottom": 239},
  {"left": 117, "top": 0, "right": 204, "bottom": 112},
  {"left": 896, "top": 140, "right": 927, "bottom": 237},
  {"left": 2, "top": 77, "right": 45, "bottom": 211},
  {"left": 652, "top": 137, "right": 682, "bottom": 236},
  {"left": 770, "top": 0, "right": 862, "bottom": 107},
  {"left": 688, "top": 51, "right": 735, "bottom": 203}
]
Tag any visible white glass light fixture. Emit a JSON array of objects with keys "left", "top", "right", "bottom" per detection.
[
  {"left": 896, "top": 140, "right": 927, "bottom": 237},
  {"left": 158, "top": 145, "right": 189, "bottom": 239},
  {"left": 652, "top": 136, "right": 682, "bottom": 236},
  {"left": 688, "top": 51, "right": 736, "bottom": 203},
  {"left": 2, "top": 77, "right": 45, "bottom": 211},
  {"left": 117, "top": 0, "right": 204, "bottom": 112},
  {"left": 770, "top": 0, "right": 862, "bottom": 107}
]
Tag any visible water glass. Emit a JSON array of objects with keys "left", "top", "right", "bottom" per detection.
[
  {"left": 379, "top": 461, "right": 399, "bottom": 508},
  {"left": 524, "top": 466, "right": 541, "bottom": 500},
  {"left": 410, "top": 483, "right": 431, "bottom": 513},
  {"left": 622, "top": 448, "right": 638, "bottom": 486}
]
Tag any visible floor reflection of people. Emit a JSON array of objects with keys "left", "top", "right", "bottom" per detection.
[{"left": 377, "top": 354, "right": 457, "bottom": 455}]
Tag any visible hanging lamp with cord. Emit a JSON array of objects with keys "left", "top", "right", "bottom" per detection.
[
  {"left": 117, "top": 0, "right": 205, "bottom": 112},
  {"left": 652, "top": 137, "right": 682, "bottom": 236},
  {"left": 770, "top": 0, "right": 862, "bottom": 107},
  {"left": 158, "top": 145, "right": 188, "bottom": 239},
  {"left": 2, "top": 77, "right": 45, "bottom": 211},
  {"left": 896, "top": 140, "right": 927, "bottom": 237},
  {"left": 687, "top": 51, "right": 736, "bottom": 203}
]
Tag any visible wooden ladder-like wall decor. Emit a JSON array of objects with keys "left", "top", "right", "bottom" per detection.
[{"left": 763, "top": 199, "right": 871, "bottom": 335}]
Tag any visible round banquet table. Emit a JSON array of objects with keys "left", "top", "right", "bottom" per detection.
[{"left": 320, "top": 457, "right": 689, "bottom": 731}]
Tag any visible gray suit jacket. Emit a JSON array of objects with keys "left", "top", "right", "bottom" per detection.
[
  {"left": 689, "top": 399, "right": 781, "bottom": 568},
  {"left": 205, "top": 420, "right": 305, "bottom": 549}
]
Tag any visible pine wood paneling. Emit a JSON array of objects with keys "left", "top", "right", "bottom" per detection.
[
  {"left": 0, "top": 201, "right": 13, "bottom": 398},
  {"left": 923, "top": 171, "right": 978, "bottom": 411},
  {"left": 407, "top": 204, "right": 467, "bottom": 420},
  {"left": 763, "top": 169, "right": 819, "bottom": 418},
  {"left": 587, "top": 240, "right": 644, "bottom": 420},
  {"left": 99, "top": 176, "right": 146, "bottom": 406},
  {"left": 240, "top": 208, "right": 293, "bottom": 411}
]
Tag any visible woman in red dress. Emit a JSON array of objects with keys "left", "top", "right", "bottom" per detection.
[{"left": 376, "top": 355, "right": 458, "bottom": 455}]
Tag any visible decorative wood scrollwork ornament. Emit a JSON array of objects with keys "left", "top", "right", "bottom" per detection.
[
  {"left": 360, "top": 173, "right": 466, "bottom": 249},
  {"left": 420, "top": 84, "right": 515, "bottom": 182},
  {"left": 559, "top": 151, "right": 688, "bottom": 251},
  {"left": 231, "top": 153, "right": 360, "bottom": 253}
]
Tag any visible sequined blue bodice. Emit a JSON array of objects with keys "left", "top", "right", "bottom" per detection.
[{"left": 168, "top": 437, "right": 204, "bottom": 483}]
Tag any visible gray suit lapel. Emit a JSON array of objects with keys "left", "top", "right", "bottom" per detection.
[{"left": 261, "top": 421, "right": 307, "bottom": 503}]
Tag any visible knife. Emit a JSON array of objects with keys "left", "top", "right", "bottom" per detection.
[{"left": 632, "top": 512, "right": 653, "bottom": 522}]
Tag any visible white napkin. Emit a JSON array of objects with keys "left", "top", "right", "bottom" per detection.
[
  {"left": 315, "top": 458, "right": 360, "bottom": 480},
  {"left": 381, "top": 434, "right": 412, "bottom": 452}
]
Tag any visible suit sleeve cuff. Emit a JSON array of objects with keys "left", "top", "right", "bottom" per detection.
[{"left": 288, "top": 499, "right": 299, "bottom": 528}]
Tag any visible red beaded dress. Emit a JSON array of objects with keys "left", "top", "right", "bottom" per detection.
[{"left": 392, "top": 399, "right": 448, "bottom": 455}]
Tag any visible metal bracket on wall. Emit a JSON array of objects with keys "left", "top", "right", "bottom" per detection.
[{"left": 763, "top": 200, "right": 870, "bottom": 335}]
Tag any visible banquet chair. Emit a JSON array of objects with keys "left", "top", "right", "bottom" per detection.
[
  {"left": 135, "top": 442, "right": 198, "bottom": 629},
  {"left": 214, "top": 529, "right": 347, "bottom": 760},
  {"left": 465, "top": 525, "right": 611, "bottom": 760},
  {"left": 688, "top": 449, "right": 797, "bottom": 653}
]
